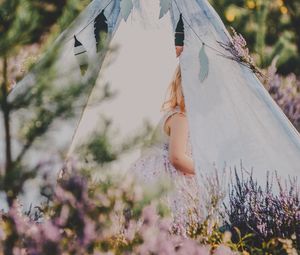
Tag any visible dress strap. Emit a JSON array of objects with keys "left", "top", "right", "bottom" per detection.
[{"left": 162, "top": 106, "right": 186, "bottom": 136}]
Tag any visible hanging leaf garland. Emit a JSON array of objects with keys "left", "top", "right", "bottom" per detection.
[
  {"left": 199, "top": 43, "right": 209, "bottom": 82},
  {"left": 175, "top": 13, "right": 184, "bottom": 46},
  {"left": 159, "top": 0, "right": 172, "bottom": 19},
  {"left": 94, "top": 10, "right": 108, "bottom": 52},
  {"left": 120, "top": 0, "right": 133, "bottom": 21},
  {"left": 74, "top": 36, "right": 89, "bottom": 76}
]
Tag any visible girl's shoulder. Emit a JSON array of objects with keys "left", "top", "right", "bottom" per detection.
[
  {"left": 162, "top": 106, "right": 186, "bottom": 136},
  {"left": 163, "top": 106, "right": 186, "bottom": 120}
]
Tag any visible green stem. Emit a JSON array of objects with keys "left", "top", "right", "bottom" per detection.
[
  {"left": 255, "top": 0, "right": 269, "bottom": 67},
  {"left": 1, "top": 57, "right": 14, "bottom": 255}
]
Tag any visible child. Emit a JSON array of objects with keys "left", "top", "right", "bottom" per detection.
[{"left": 129, "top": 65, "right": 201, "bottom": 235}]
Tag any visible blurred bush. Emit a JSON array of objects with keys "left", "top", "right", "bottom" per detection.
[{"left": 210, "top": 0, "right": 300, "bottom": 75}]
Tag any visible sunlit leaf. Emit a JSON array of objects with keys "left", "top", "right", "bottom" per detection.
[
  {"left": 159, "top": 0, "right": 172, "bottom": 19},
  {"left": 199, "top": 43, "right": 209, "bottom": 82},
  {"left": 120, "top": 0, "right": 133, "bottom": 21}
]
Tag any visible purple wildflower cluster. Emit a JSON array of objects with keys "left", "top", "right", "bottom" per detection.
[
  {"left": 262, "top": 59, "right": 300, "bottom": 131},
  {"left": 0, "top": 168, "right": 237, "bottom": 254},
  {"left": 130, "top": 205, "right": 212, "bottom": 255},
  {"left": 224, "top": 169, "right": 300, "bottom": 251},
  {"left": 219, "top": 27, "right": 263, "bottom": 77}
]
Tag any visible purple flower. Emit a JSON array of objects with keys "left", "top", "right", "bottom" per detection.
[
  {"left": 41, "top": 221, "right": 61, "bottom": 242},
  {"left": 83, "top": 217, "right": 96, "bottom": 245},
  {"left": 177, "top": 240, "right": 210, "bottom": 255},
  {"left": 214, "top": 244, "right": 237, "bottom": 255}
]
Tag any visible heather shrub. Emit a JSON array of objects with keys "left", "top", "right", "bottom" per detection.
[
  {"left": 2, "top": 163, "right": 299, "bottom": 254},
  {"left": 223, "top": 168, "right": 299, "bottom": 254},
  {"left": 262, "top": 58, "right": 300, "bottom": 131},
  {"left": 0, "top": 166, "right": 238, "bottom": 255}
]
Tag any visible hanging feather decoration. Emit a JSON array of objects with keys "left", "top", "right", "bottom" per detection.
[
  {"left": 175, "top": 13, "right": 184, "bottom": 46},
  {"left": 74, "top": 36, "right": 89, "bottom": 76},
  {"left": 120, "top": 0, "right": 133, "bottom": 21},
  {"left": 94, "top": 10, "right": 108, "bottom": 52},
  {"left": 159, "top": 0, "right": 172, "bottom": 19},
  {"left": 199, "top": 43, "right": 209, "bottom": 82}
]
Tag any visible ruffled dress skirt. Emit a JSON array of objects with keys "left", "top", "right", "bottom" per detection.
[{"left": 129, "top": 143, "right": 202, "bottom": 236}]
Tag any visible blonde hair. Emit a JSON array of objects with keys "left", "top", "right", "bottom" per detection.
[{"left": 161, "top": 65, "right": 185, "bottom": 112}]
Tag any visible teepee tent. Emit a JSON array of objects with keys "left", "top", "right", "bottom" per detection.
[{"left": 1, "top": 0, "right": 300, "bottom": 207}]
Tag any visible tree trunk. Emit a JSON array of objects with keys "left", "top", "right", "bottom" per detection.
[{"left": 1, "top": 57, "right": 12, "bottom": 191}]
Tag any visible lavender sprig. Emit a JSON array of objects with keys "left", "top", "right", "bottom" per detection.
[{"left": 218, "top": 27, "right": 264, "bottom": 78}]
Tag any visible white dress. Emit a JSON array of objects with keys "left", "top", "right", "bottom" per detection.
[{"left": 129, "top": 106, "right": 202, "bottom": 235}]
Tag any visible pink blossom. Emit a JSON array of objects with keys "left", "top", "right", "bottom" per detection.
[
  {"left": 214, "top": 244, "right": 237, "bottom": 255},
  {"left": 142, "top": 205, "right": 159, "bottom": 226},
  {"left": 83, "top": 217, "right": 96, "bottom": 245},
  {"left": 177, "top": 239, "right": 210, "bottom": 255},
  {"left": 42, "top": 221, "right": 61, "bottom": 242}
]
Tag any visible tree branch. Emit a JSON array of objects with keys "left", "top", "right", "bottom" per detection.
[{"left": 1, "top": 56, "right": 12, "bottom": 173}]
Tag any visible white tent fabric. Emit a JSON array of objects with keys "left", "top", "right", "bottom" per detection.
[
  {"left": 1, "top": 0, "right": 300, "bottom": 208},
  {"left": 172, "top": 0, "right": 300, "bottom": 181},
  {"left": 67, "top": 0, "right": 300, "bottom": 183},
  {"left": 66, "top": 0, "right": 178, "bottom": 172}
]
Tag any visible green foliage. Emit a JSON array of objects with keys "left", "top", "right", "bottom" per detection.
[
  {"left": 82, "top": 119, "right": 118, "bottom": 165},
  {"left": 0, "top": 0, "right": 90, "bottom": 57},
  {"left": 0, "top": 0, "right": 92, "bottom": 206}
]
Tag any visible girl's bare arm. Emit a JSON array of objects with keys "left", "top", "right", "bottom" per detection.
[{"left": 167, "top": 113, "right": 195, "bottom": 175}]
